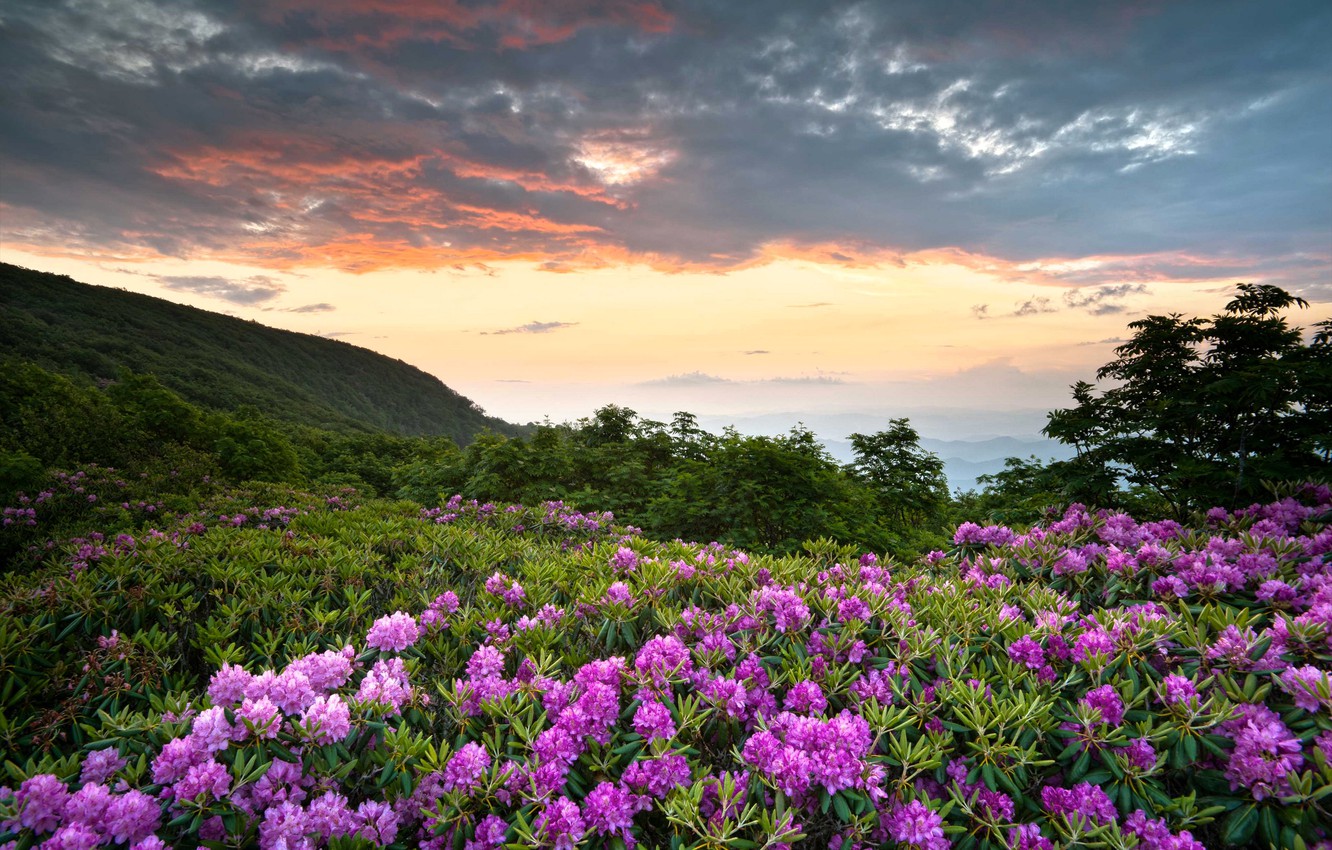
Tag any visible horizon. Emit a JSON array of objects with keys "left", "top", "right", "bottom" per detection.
[{"left": 2, "top": 1, "right": 1329, "bottom": 438}]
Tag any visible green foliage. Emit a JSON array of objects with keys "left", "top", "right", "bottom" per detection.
[
  {"left": 0, "top": 262, "right": 525, "bottom": 444},
  {"left": 393, "top": 408, "right": 952, "bottom": 556},
  {"left": 847, "top": 419, "right": 950, "bottom": 532},
  {"left": 1044, "top": 284, "right": 1332, "bottom": 517}
]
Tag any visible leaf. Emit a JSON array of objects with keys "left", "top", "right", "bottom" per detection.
[
  {"left": 833, "top": 792, "right": 851, "bottom": 822},
  {"left": 1223, "top": 806, "right": 1258, "bottom": 847}
]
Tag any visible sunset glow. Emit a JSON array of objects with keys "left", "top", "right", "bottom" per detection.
[{"left": 2, "top": 1, "right": 1328, "bottom": 438}]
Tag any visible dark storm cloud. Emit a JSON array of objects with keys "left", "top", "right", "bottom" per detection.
[{"left": 1, "top": 0, "right": 1328, "bottom": 281}]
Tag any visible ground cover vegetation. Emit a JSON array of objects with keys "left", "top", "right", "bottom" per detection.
[
  {"left": 0, "top": 479, "right": 1329, "bottom": 848},
  {"left": 0, "top": 279, "right": 1328, "bottom": 847}
]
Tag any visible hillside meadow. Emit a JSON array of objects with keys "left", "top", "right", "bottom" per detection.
[{"left": 1, "top": 471, "right": 1329, "bottom": 849}]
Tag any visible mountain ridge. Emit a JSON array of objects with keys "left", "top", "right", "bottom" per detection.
[{"left": 0, "top": 263, "right": 525, "bottom": 444}]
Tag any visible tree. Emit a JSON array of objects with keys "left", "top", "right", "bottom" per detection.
[
  {"left": 846, "top": 419, "right": 950, "bottom": 528},
  {"left": 1044, "top": 284, "right": 1331, "bottom": 516}
]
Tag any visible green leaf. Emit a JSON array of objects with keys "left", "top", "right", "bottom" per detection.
[
  {"left": 1223, "top": 806, "right": 1258, "bottom": 847},
  {"left": 833, "top": 792, "right": 851, "bottom": 822}
]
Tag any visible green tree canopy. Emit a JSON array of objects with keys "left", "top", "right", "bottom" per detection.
[{"left": 1044, "top": 283, "right": 1331, "bottom": 516}]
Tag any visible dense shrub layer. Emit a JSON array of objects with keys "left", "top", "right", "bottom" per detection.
[{"left": 1, "top": 485, "right": 1330, "bottom": 849}]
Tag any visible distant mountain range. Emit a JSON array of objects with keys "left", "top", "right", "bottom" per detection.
[
  {"left": 820, "top": 435, "right": 1075, "bottom": 492},
  {"left": 0, "top": 263, "right": 525, "bottom": 444}
]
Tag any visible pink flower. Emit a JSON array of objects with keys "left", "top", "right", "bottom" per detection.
[
  {"left": 365, "top": 611, "right": 421, "bottom": 652},
  {"left": 300, "top": 694, "right": 351, "bottom": 745}
]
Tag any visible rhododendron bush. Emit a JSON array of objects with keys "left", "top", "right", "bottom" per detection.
[{"left": 1, "top": 484, "right": 1330, "bottom": 849}]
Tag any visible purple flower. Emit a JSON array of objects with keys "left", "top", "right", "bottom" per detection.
[
  {"left": 300, "top": 694, "right": 352, "bottom": 745},
  {"left": 784, "top": 680, "right": 828, "bottom": 715},
  {"left": 62, "top": 782, "right": 111, "bottom": 830},
  {"left": 366, "top": 611, "right": 422, "bottom": 652},
  {"left": 582, "top": 781, "right": 636, "bottom": 842},
  {"left": 603, "top": 581, "right": 634, "bottom": 607},
  {"left": 634, "top": 635, "right": 692, "bottom": 689},
  {"left": 466, "top": 647, "right": 508, "bottom": 691},
  {"left": 1151, "top": 575, "right": 1189, "bottom": 599},
  {"left": 1256, "top": 579, "right": 1298, "bottom": 605},
  {"left": 1124, "top": 738, "right": 1157, "bottom": 772},
  {"left": 485, "top": 572, "right": 527, "bottom": 607},
  {"left": 1279, "top": 665, "right": 1330, "bottom": 712},
  {"left": 754, "top": 585, "right": 811, "bottom": 633},
  {"left": 190, "top": 706, "right": 240, "bottom": 754},
  {"left": 883, "top": 799, "right": 949, "bottom": 850},
  {"left": 1080, "top": 684, "right": 1125, "bottom": 726},
  {"left": 283, "top": 650, "right": 354, "bottom": 698},
  {"left": 306, "top": 790, "right": 355, "bottom": 839},
  {"left": 268, "top": 668, "right": 318, "bottom": 714},
  {"left": 105, "top": 789, "right": 161, "bottom": 844},
  {"left": 40, "top": 822, "right": 102, "bottom": 848},
  {"left": 1122, "top": 809, "right": 1206, "bottom": 850},
  {"left": 466, "top": 814, "right": 509, "bottom": 850},
  {"left": 1223, "top": 703, "right": 1303, "bottom": 800},
  {"left": 1160, "top": 674, "right": 1199, "bottom": 707},
  {"left": 535, "top": 796, "right": 585, "bottom": 850},
  {"left": 443, "top": 742, "right": 492, "bottom": 794},
  {"left": 610, "top": 546, "right": 639, "bottom": 573},
  {"left": 173, "top": 760, "right": 231, "bottom": 804},
  {"left": 1041, "top": 782, "right": 1117, "bottom": 827},
  {"left": 79, "top": 748, "right": 126, "bottom": 787},
  {"left": 151, "top": 738, "right": 207, "bottom": 785},
  {"left": 237, "top": 696, "right": 282, "bottom": 739},
  {"left": 1007, "top": 635, "right": 1045, "bottom": 669},
  {"left": 632, "top": 700, "right": 677, "bottom": 741},
  {"left": 837, "top": 596, "right": 871, "bottom": 622},
  {"left": 1008, "top": 823, "right": 1054, "bottom": 850},
  {"left": 1072, "top": 628, "right": 1115, "bottom": 665},
  {"left": 259, "top": 802, "right": 310, "bottom": 850},
  {"left": 355, "top": 799, "right": 400, "bottom": 845},
  {"left": 622, "top": 755, "right": 692, "bottom": 799},
  {"left": 356, "top": 658, "right": 413, "bottom": 714},
  {"left": 1206, "top": 625, "right": 1276, "bottom": 671},
  {"left": 954, "top": 522, "right": 1015, "bottom": 547},
  {"left": 207, "top": 662, "right": 252, "bottom": 705}
]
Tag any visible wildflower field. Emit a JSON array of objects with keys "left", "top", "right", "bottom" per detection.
[{"left": 1, "top": 479, "right": 1330, "bottom": 849}]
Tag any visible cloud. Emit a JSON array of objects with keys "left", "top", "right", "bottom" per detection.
[
  {"left": 482, "top": 320, "right": 579, "bottom": 335},
  {"left": 1013, "top": 297, "right": 1057, "bottom": 317},
  {"left": 158, "top": 274, "right": 285, "bottom": 304},
  {"left": 759, "top": 375, "right": 845, "bottom": 385},
  {"left": 789, "top": 302, "right": 833, "bottom": 309},
  {"left": 640, "top": 371, "right": 844, "bottom": 387},
  {"left": 641, "top": 372, "right": 733, "bottom": 386},
  {"left": 0, "top": 0, "right": 1327, "bottom": 286},
  {"left": 972, "top": 298, "right": 1056, "bottom": 319},
  {"left": 1078, "top": 336, "right": 1128, "bottom": 345},
  {"left": 283, "top": 302, "right": 336, "bottom": 313},
  {"left": 1063, "top": 283, "right": 1149, "bottom": 314},
  {"left": 743, "top": 349, "right": 770, "bottom": 355}
]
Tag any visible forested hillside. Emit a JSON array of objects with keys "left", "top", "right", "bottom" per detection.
[{"left": 0, "top": 263, "right": 524, "bottom": 443}]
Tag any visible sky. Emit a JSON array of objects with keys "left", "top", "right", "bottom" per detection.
[{"left": 2, "top": 0, "right": 1329, "bottom": 441}]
